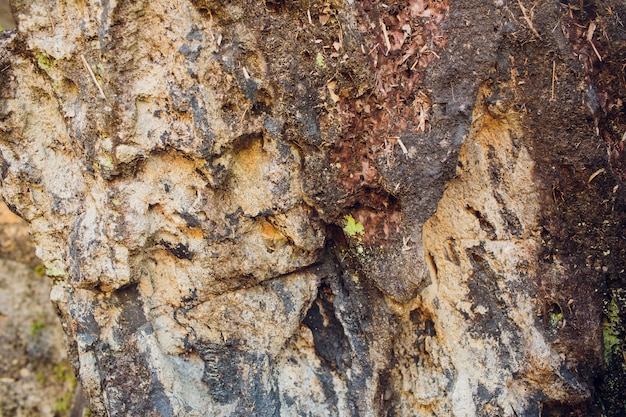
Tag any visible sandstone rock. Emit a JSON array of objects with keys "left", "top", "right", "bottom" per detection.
[{"left": 1, "top": 0, "right": 625, "bottom": 416}]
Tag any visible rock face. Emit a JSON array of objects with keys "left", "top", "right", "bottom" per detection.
[{"left": 1, "top": 0, "right": 625, "bottom": 416}]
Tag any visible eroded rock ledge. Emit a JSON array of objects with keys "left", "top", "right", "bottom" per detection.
[{"left": 1, "top": 0, "right": 625, "bottom": 416}]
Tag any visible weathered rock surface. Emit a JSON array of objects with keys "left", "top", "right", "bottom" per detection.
[{"left": 1, "top": 0, "right": 625, "bottom": 416}]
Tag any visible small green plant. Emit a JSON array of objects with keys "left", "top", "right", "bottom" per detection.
[
  {"left": 34, "top": 264, "right": 46, "bottom": 276},
  {"left": 53, "top": 364, "right": 74, "bottom": 384},
  {"left": 54, "top": 363, "right": 76, "bottom": 390},
  {"left": 34, "top": 371, "right": 46, "bottom": 385},
  {"left": 30, "top": 320, "right": 46, "bottom": 336},
  {"left": 0, "top": 25, "right": 5, "bottom": 31},
  {"left": 549, "top": 311, "right": 563, "bottom": 328},
  {"left": 315, "top": 52, "right": 326, "bottom": 69},
  {"left": 54, "top": 390, "right": 73, "bottom": 412},
  {"left": 342, "top": 215, "right": 364, "bottom": 237},
  {"left": 52, "top": 364, "right": 76, "bottom": 413}
]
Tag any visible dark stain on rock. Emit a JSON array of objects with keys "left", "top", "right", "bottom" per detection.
[
  {"left": 97, "top": 340, "right": 170, "bottom": 417},
  {"left": 311, "top": 367, "right": 340, "bottom": 415},
  {"left": 466, "top": 205, "right": 498, "bottom": 240},
  {"left": 541, "top": 398, "right": 599, "bottom": 417},
  {"left": 476, "top": 383, "right": 504, "bottom": 416},
  {"left": 1, "top": 195, "right": 21, "bottom": 218},
  {"left": 177, "top": 211, "right": 201, "bottom": 228},
  {"left": 465, "top": 245, "right": 519, "bottom": 349},
  {"left": 72, "top": 308, "right": 100, "bottom": 350},
  {"left": 188, "top": 87, "right": 214, "bottom": 150},
  {"left": 93, "top": 286, "right": 174, "bottom": 417},
  {"left": 113, "top": 284, "right": 148, "bottom": 338},
  {"left": 265, "top": 0, "right": 285, "bottom": 14},
  {"left": 185, "top": 25, "right": 204, "bottom": 42},
  {"left": 197, "top": 342, "right": 280, "bottom": 415},
  {"left": 160, "top": 240, "right": 194, "bottom": 260},
  {"left": 252, "top": 87, "right": 273, "bottom": 115},
  {"left": 178, "top": 43, "right": 201, "bottom": 62},
  {"left": 493, "top": 192, "right": 523, "bottom": 238},
  {"left": 303, "top": 283, "right": 353, "bottom": 372},
  {"left": 262, "top": 278, "right": 295, "bottom": 316},
  {"left": 198, "top": 342, "right": 241, "bottom": 404},
  {"left": 487, "top": 144, "right": 503, "bottom": 187}
]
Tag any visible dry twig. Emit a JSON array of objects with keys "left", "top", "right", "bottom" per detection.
[
  {"left": 517, "top": 0, "right": 542, "bottom": 39},
  {"left": 586, "top": 21, "right": 603, "bottom": 61},
  {"left": 588, "top": 167, "right": 606, "bottom": 184},
  {"left": 550, "top": 60, "right": 556, "bottom": 101},
  {"left": 397, "top": 138, "right": 408, "bottom": 155},
  {"left": 80, "top": 54, "right": 107, "bottom": 100},
  {"left": 380, "top": 19, "right": 391, "bottom": 55}
]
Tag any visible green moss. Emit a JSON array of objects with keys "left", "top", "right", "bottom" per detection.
[
  {"left": 52, "top": 364, "right": 76, "bottom": 413},
  {"left": 0, "top": 25, "right": 4, "bottom": 31},
  {"left": 54, "top": 390, "right": 73, "bottom": 412},
  {"left": 34, "top": 264, "right": 46, "bottom": 276},
  {"left": 30, "top": 320, "right": 46, "bottom": 336},
  {"left": 34, "top": 371, "right": 46, "bottom": 385},
  {"left": 34, "top": 50, "right": 56, "bottom": 74},
  {"left": 343, "top": 215, "right": 364, "bottom": 237},
  {"left": 603, "top": 295, "right": 623, "bottom": 365},
  {"left": 53, "top": 364, "right": 75, "bottom": 385}
]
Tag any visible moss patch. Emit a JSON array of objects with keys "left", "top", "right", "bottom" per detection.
[
  {"left": 29, "top": 320, "right": 46, "bottom": 336},
  {"left": 34, "top": 264, "right": 46, "bottom": 276},
  {"left": 603, "top": 293, "right": 623, "bottom": 365},
  {"left": 33, "top": 50, "right": 56, "bottom": 74}
]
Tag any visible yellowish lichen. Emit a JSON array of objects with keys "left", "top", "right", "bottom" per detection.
[
  {"left": 99, "top": 154, "right": 115, "bottom": 170},
  {"left": 45, "top": 264, "right": 67, "bottom": 277},
  {"left": 34, "top": 50, "right": 56, "bottom": 74}
]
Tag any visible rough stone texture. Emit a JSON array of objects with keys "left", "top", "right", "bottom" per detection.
[
  {"left": 1, "top": 0, "right": 625, "bottom": 416},
  {"left": 0, "top": 201, "right": 75, "bottom": 417}
]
